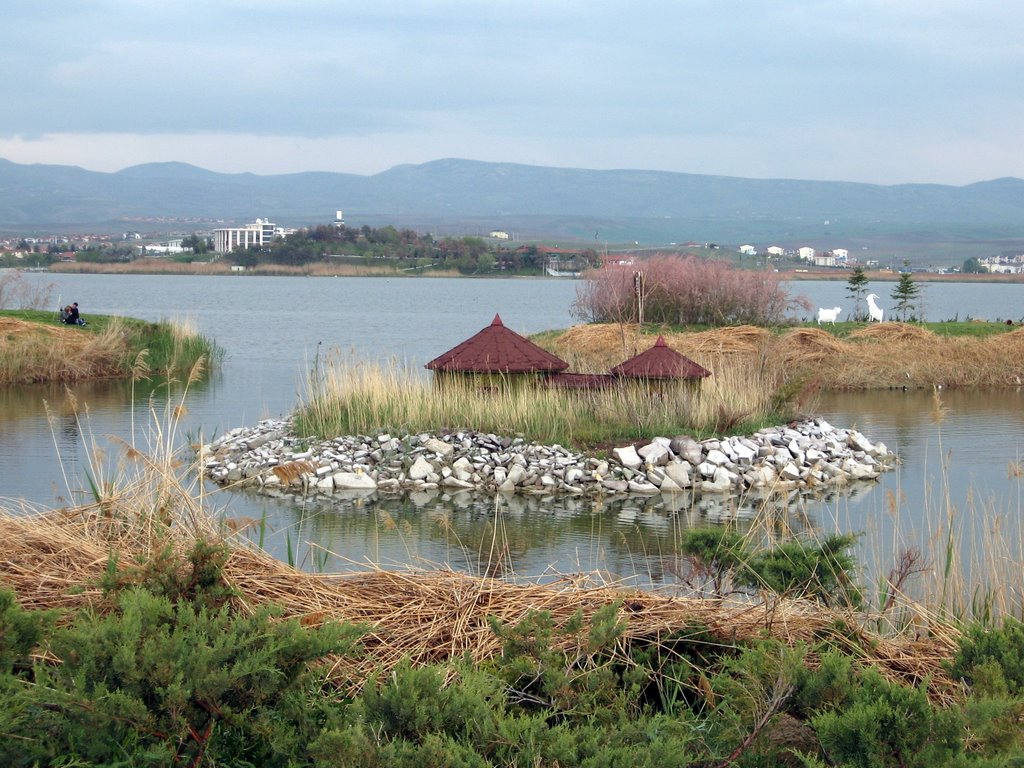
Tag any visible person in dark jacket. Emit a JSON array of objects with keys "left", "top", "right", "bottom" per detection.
[{"left": 65, "top": 302, "right": 86, "bottom": 326}]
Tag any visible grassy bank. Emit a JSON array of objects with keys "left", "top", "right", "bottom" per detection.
[
  {"left": 0, "top": 309, "right": 222, "bottom": 385},
  {"left": 538, "top": 321, "right": 1024, "bottom": 390}
]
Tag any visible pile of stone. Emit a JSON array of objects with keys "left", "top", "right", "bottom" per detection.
[{"left": 199, "top": 417, "right": 894, "bottom": 500}]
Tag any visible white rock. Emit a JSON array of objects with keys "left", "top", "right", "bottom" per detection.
[
  {"left": 706, "top": 449, "right": 729, "bottom": 466},
  {"left": 847, "top": 431, "right": 874, "bottom": 454},
  {"left": 423, "top": 437, "right": 454, "bottom": 457},
  {"left": 780, "top": 462, "right": 801, "bottom": 481},
  {"left": 409, "top": 456, "right": 434, "bottom": 480},
  {"left": 731, "top": 442, "right": 756, "bottom": 462},
  {"left": 331, "top": 471, "right": 377, "bottom": 490},
  {"left": 638, "top": 443, "right": 671, "bottom": 465},
  {"left": 628, "top": 480, "right": 660, "bottom": 494},
  {"left": 663, "top": 463, "right": 692, "bottom": 488},
  {"left": 658, "top": 475, "right": 682, "bottom": 492},
  {"left": 506, "top": 464, "right": 528, "bottom": 486},
  {"left": 612, "top": 445, "right": 643, "bottom": 469}
]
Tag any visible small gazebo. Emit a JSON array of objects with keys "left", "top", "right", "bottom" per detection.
[
  {"left": 610, "top": 336, "right": 711, "bottom": 383},
  {"left": 425, "top": 314, "right": 569, "bottom": 382}
]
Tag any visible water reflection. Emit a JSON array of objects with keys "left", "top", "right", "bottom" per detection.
[
  {"left": 226, "top": 479, "right": 887, "bottom": 588},
  {"left": 0, "top": 376, "right": 212, "bottom": 507}
]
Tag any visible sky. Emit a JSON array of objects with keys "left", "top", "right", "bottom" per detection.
[{"left": 2, "top": 1, "right": 1022, "bottom": 186}]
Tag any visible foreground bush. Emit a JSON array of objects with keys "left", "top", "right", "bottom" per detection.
[{"left": 3, "top": 539, "right": 1024, "bottom": 766}]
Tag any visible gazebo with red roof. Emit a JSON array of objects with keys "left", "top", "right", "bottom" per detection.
[
  {"left": 425, "top": 314, "right": 569, "bottom": 376},
  {"left": 609, "top": 336, "right": 711, "bottom": 381}
]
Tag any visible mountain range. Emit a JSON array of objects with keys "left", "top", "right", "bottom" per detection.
[{"left": 2, "top": 157, "right": 1023, "bottom": 253}]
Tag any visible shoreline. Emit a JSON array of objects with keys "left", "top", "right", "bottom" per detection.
[
  {"left": 201, "top": 417, "right": 895, "bottom": 503},
  {"left": 41, "top": 261, "right": 1024, "bottom": 284}
]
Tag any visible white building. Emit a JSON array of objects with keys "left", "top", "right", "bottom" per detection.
[
  {"left": 813, "top": 253, "right": 837, "bottom": 268},
  {"left": 766, "top": 246, "right": 785, "bottom": 257},
  {"left": 798, "top": 246, "right": 816, "bottom": 260},
  {"left": 738, "top": 244, "right": 757, "bottom": 255},
  {"left": 489, "top": 230, "right": 511, "bottom": 240},
  {"left": 832, "top": 248, "right": 849, "bottom": 260},
  {"left": 213, "top": 218, "right": 278, "bottom": 253}
]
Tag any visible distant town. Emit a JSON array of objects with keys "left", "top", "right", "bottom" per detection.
[{"left": 2, "top": 209, "right": 1022, "bottom": 277}]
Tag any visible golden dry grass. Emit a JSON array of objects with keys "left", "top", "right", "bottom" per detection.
[
  {"left": 539, "top": 323, "right": 1024, "bottom": 389},
  {"left": 0, "top": 500, "right": 963, "bottom": 701},
  {"left": 0, "top": 317, "right": 129, "bottom": 384},
  {"left": 848, "top": 322, "right": 938, "bottom": 343}
]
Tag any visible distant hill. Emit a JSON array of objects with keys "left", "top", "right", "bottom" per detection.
[{"left": 2, "top": 157, "right": 1023, "bottom": 254}]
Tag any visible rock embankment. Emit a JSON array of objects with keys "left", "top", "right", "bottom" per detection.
[{"left": 200, "top": 418, "right": 894, "bottom": 499}]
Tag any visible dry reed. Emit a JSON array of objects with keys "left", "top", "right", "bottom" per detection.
[
  {"left": 0, "top": 498, "right": 963, "bottom": 702},
  {"left": 0, "top": 317, "right": 130, "bottom": 384},
  {"left": 538, "top": 323, "right": 1024, "bottom": 390}
]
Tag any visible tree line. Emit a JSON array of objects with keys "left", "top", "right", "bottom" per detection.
[{"left": 233, "top": 224, "right": 601, "bottom": 275}]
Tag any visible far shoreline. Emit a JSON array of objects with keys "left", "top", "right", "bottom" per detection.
[{"left": 42, "top": 260, "right": 1024, "bottom": 284}]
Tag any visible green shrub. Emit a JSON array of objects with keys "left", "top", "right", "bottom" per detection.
[
  {"left": 810, "top": 667, "right": 962, "bottom": 767},
  {"left": 742, "top": 533, "right": 862, "bottom": 607},
  {"left": 0, "top": 586, "right": 362, "bottom": 767},
  {"left": 100, "top": 539, "right": 235, "bottom": 611},
  {"left": 952, "top": 618, "right": 1024, "bottom": 695},
  {"left": 677, "top": 528, "right": 862, "bottom": 605},
  {"left": 0, "top": 589, "right": 49, "bottom": 674}
]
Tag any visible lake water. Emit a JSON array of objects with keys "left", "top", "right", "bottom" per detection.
[{"left": 2, "top": 272, "right": 1023, "bottom": 590}]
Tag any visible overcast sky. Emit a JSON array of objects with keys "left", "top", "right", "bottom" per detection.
[{"left": 2, "top": 1, "right": 1021, "bottom": 185}]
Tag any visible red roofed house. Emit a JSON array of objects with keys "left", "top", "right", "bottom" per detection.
[
  {"left": 425, "top": 314, "right": 569, "bottom": 382},
  {"left": 609, "top": 336, "right": 710, "bottom": 383}
]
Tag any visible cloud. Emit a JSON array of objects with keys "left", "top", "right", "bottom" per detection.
[{"left": 1, "top": 2, "right": 1022, "bottom": 184}]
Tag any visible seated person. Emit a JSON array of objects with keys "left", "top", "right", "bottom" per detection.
[
  {"left": 65, "top": 302, "right": 86, "bottom": 326},
  {"left": 60, "top": 305, "right": 71, "bottom": 323}
]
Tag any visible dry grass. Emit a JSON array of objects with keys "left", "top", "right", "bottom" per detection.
[
  {"left": 0, "top": 497, "right": 963, "bottom": 702},
  {"left": 0, "top": 317, "right": 131, "bottom": 384},
  {"left": 540, "top": 323, "right": 1024, "bottom": 389}
]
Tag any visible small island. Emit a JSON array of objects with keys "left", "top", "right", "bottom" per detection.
[{"left": 0, "top": 308, "right": 221, "bottom": 385}]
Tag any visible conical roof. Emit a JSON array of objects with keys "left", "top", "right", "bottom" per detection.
[
  {"left": 425, "top": 314, "right": 569, "bottom": 374},
  {"left": 609, "top": 336, "right": 710, "bottom": 380}
]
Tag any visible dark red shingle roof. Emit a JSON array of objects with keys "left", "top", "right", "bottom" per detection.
[
  {"left": 609, "top": 336, "right": 710, "bottom": 380},
  {"left": 425, "top": 314, "right": 570, "bottom": 374}
]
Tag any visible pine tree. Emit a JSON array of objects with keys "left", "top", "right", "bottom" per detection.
[
  {"left": 845, "top": 267, "right": 869, "bottom": 320},
  {"left": 891, "top": 273, "right": 920, "bottom": 321}
]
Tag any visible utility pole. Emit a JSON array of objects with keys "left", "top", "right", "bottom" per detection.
[{"left": 634, "top": 270, "right": 646, "bottom": 324}]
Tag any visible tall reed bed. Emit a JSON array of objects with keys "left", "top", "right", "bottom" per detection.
[
  {"left": 294, "top": 353, "right": 795, "bottom": 449},
  {"left": 825, "top": 388, "right": 1024, "bottom": 629}
]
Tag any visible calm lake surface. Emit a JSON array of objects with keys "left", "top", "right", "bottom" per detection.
[{"left": 2, "top": 272, "right": 1023, "bottom": 588}]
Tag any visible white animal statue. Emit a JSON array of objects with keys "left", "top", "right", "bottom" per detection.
[
  {"left": 866, "top": 293, "right": 884, "bottom": 322},
  {"left": 817, "top": 306, "right": 842, "bottom": 325}
]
